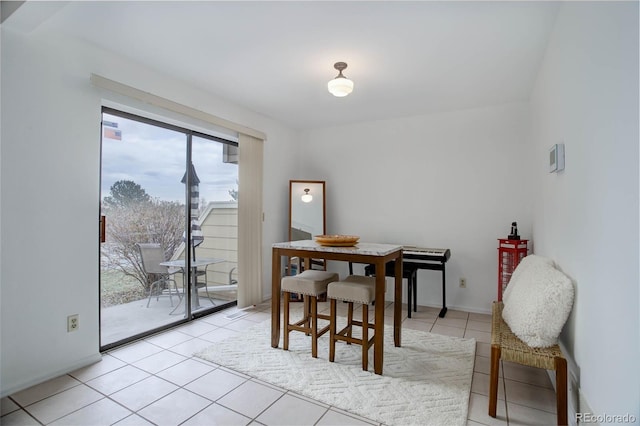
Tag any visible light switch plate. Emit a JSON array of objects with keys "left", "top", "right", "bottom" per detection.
[{"left": 549, "top": 143, "right": 565, "bottom": 173}]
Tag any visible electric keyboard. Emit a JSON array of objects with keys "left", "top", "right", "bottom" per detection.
[
  {"left": 401, "top": 246, "right": 450, "bottom": 317},
  {"left": 402, "top": 246, "right": 451, "bottom": 263},
  {"left": 363, "top": 245, "right": 451, "bottom": 318}
]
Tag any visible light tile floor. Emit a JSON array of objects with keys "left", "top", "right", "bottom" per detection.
[{"left": 1, "top": 301, "right": 558, "bottom": 425}]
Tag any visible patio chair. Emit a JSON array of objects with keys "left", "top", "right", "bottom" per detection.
[
  {"left": 228, "top": 267, "right": 238, "bottom": 286},
  {"left": 194, "top": 267, "right": 214, "bottom": 305},
  {"left": 137, "top": 243, "right": 182, "bottom": 308},
  {"left": 199, "top": 265, "right": 239, "bottom": 307}
]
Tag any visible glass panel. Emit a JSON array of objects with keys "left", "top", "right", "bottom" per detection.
[
  {"left": 100, "top": 111, "right": 187, "bottom": 348},
  {"left": 187, "top": 135, "right": 239, "bottom": 313}
]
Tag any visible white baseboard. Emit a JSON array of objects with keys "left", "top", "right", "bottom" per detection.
[
  {"left": 577, "top": 391, "right": 598, "bottom": 425},
  {"left": 446, "top": 304, "right": 492, "bottom": 315},
  {"left": 546, "top": 339, "right": 582, "bottom": 426},
  {"left": 410, "top": 301, "right": 491, "bottom": 315},
  {"left": 0, "top": 353, "right": 102, "bottom": 399}
]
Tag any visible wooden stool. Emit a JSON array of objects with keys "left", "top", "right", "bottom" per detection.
[
  {"left": 281, "top": 270, "right": 338, "bottom": 358},
  {"left": 327, "top": 275, "right": 376, "bottom": 371},
  {"left": 489, "top": 301, "right": 568, "bottom": 425}
]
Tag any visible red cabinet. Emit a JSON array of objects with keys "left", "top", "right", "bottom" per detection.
[{"left": 497, "top": 239, "right": 528, "bottom": 301}]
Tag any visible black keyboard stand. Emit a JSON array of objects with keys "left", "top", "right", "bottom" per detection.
[{"left": 364, "top": 261, "right": 447, "bottom": 318}]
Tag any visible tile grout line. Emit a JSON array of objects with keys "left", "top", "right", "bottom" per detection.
[{"left": 2, "top": 304, "right": 550, "bottom": 426}]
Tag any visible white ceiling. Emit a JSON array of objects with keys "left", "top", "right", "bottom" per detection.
[{"left": 10, "top": 1, "right": 560, "bottom": 130}]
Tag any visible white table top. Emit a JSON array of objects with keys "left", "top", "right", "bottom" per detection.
[
  {"left": 160, "top": 258, "right": 225, "bottom": 268},
  {"left": 272, "top": 240, "right": 402, "bottom": 257}
]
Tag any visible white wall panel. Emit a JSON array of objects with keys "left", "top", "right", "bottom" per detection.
[
  {"left": 299, "top": 102, "right": 534, "bottom": 313},
  {"left": 0, "top": 28, "right": 298, "bottom": 396},
  {"left": 530, "top": 1, "right": 639, "bottom": 418}
]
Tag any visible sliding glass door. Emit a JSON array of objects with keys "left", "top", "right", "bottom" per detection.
[{"left": 99, "top": 107, "right": 238, "bottom": 350}]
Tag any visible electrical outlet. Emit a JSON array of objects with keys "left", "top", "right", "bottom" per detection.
[
  {"left": 459, "top": 278, "right": 466, "bottom": 288},
  {"left": 67, "top": 314, "right": 79, "bottom": 332}
]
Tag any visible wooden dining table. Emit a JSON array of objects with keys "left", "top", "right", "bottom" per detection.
[{"left": 271, "top": 240, "right": 403, "bottom": 375}]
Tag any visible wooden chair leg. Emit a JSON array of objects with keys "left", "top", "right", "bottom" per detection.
[
  {"left": 283, "top": 291, "right": 290, "bottom": 350},
  {"left": 362, "top": 304, "right": 368, "bottom": 371},
  {"left": 488, "top": 344, "right": 501, "bottom": 418},
  {"left": 311, "top": 295, "right": 318, "bottom": 358},
  {"left": 555, "top": 357, "right": 568, "bottom": 426},
  {"left": 329, "top": 299, "right": 337, "bottom": 362}
]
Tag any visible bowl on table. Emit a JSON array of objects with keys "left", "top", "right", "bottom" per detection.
[{"left": 314, "top": 235, "right": 360, "bottom": 247}]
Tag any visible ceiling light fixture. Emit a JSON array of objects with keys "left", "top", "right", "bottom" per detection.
[
  {"left": 301, "top": 188, "right": 313, "bottom": 203},
  {"left": 327, "top": 62, "right": 354, "bottom": 97}
]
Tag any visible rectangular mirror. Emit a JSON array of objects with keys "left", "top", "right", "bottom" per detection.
[
  {"left": 288, "top": 180, "right": 326, "bottom": 277},
  {"left": 289, "top": 180, "right": 326, "bottom": 241}
]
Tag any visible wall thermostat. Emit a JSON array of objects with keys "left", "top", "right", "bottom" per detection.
[{"left": 549, "top": 143, "right": 565, "bottom": 173}]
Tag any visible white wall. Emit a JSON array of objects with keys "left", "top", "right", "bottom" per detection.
[
  {"left": 4, "top": 4, "right": 638, "bottom": 418},
  {"left": 530, "top": 2, "right": 639, "bottom": 418},
  {"left": 0, "top": 27, "right": 298, "bottom": 396},
  {"left": 299, "top": 102, "right": 534, "bottom": 312}
]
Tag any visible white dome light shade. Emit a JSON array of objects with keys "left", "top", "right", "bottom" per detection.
[
  {"left": 301, "top": 188, "right": 313, "bottom": 203},
  {"left": 327, "top": 62, "right": 354, "bottom": 97},
  {"left": 327, "top": 77, "right": 354, "bottom": 97}
]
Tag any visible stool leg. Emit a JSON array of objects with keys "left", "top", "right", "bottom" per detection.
[
  {"left": 283, "top": 291, "right": 290, "bottom": 351},
  {"left": 329, "top": 298, "right": 337, "bottom": 362},
  {"left": 303, "top": 296, "right": 311, "bottom": 336},
  {"left": 555, "top": 357, "right": 568, "bottom": 425},
  {"left": 346, "top": 302, "right": 354, "bottom": 344},
  {"left": 362, "top": 304, "right": 369, "bottom": 371},
  {"left": 311, "top": 295, "right": 318, "bottom": 358},
  {"left": 488, "top": 344, "right": 501, "bottom": 417}
]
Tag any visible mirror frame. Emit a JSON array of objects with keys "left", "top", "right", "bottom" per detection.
[{"left": 288, "top": 180, "right": 326, "bottom": 242}]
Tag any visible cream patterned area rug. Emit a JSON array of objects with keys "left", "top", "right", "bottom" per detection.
[{"left": 195, "top": 318, "right": 476, "bottom": 426}]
